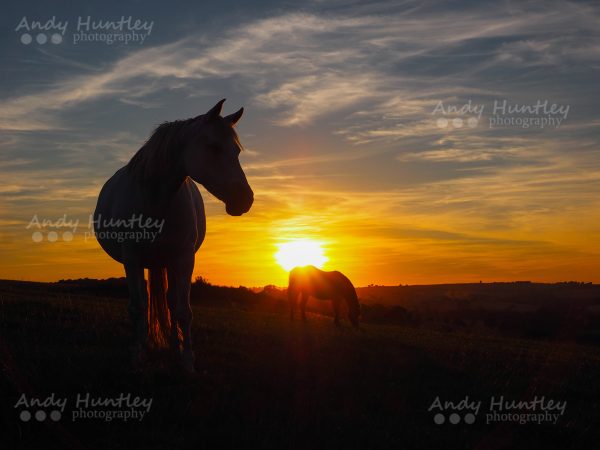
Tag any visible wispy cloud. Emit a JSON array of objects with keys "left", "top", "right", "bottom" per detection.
[{"left": 3, "top": 3, "right": 598, "bottom": 132}]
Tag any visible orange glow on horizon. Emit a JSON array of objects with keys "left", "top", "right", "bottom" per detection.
[{"left": 3, "top": 178, "right": 600, "bottom": 288}]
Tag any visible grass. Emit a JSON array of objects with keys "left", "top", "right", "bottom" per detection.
[{"left": 1, "top": 281, "right": 599, "bottom": 449}]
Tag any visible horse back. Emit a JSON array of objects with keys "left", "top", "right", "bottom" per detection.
[{"left": 289, "top": 266, "right": 351, "bottom": 300}]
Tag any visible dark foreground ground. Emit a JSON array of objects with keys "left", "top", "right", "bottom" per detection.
[{"left": 1, "top": 280, "right": 600, "bottom": 449}]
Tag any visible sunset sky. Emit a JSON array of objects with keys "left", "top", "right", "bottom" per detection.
[{"left": 1, "top": 0, "right": 599, "bottom": 287}]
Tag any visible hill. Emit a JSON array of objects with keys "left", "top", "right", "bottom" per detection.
[
  {"left": 30, "top": 278, "right": 600, "bottom": 344},
  {"left": 1, "top": 279, "right": 599, "bottom": 449}
]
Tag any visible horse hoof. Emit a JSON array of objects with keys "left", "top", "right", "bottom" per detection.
[
  {"left": 181, "top": 350, "right": 196, "bottom": 373},
  {"left": 130, "top": 343, "right": 148, "bottom": 365},
  {"left": 170, "top": 343, "right": 182, "bottom": 358},
  {"left": 182, "top": 362, "right": 196, "bottom": 374},
  {"left": 131, "top": 352, "right": 147, "bottom": 371}
]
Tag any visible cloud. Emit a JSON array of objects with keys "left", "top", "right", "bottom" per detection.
[
  {"left": 255, "top": 73, "right": 382, "bottom": 126},
  {"left": 3, "top": 3, "right": 598, "bottom": 133}
]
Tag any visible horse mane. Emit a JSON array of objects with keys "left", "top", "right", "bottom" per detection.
[{"left": 126, "top": 118, "right": 194, "bottom": 182}]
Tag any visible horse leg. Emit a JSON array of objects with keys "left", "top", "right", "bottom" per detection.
[
  {"left": 300, "top": 293, "right": 308, "bottom": 322},
  {"left": 166, "top": 271, "right": 181, "bottom": 356},
  {"left": 124, "top": 259, "right": 148, "bottom": 367},
  {"left": 332, "top": 297, "right": 341, "bottom": 326},
  {"left": 289, "top": 288, "right": 297, "bottom": 321},
  {"left": 168, "top": 254, "right": 195, "bottom": 373}
]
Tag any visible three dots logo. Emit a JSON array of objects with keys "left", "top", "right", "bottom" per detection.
[
  {"left": 20, "top": 32, "right": 63, "bottom": 45},
  {"left": 15, "top": 393, "right": 66, "bottom": 423},
  {"left": 31, "top": 230, "right": 74, "bottom": 243},
  {"left": 428, "top": 396, "right": 481, "bottom": 426},
  {"left": 19, "top": 409, "right": 62, "bottom": 422},
  {"left": 432, "top": 100, "right": 485, "bottom": 130},
  {"left": 26, "top": 214, "right": 79, "bottom": 243},
  {"left": 432, "top": 411, "right": 477, "bottom": 425},
  {"left": 436, "top": 116, "right": 479, "bottom": 129},
  {"left": 15, "top": 16, "right": 67, "bottom": 45}
]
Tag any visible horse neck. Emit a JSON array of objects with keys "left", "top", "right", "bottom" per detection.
[
  {"left": 344, "top": 290, "right": 359, "bottom": 311},
  {"left": 140, "top": 159, "right": 187, "bottom": 209},
  {"left": 129, "top": 119, "right": 193, "bottom": 208}
]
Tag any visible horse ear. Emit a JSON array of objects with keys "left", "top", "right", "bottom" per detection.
[
  {"left": 225, "top": 107, "right": 244, "bottom": 126},
  {"left": 206, "top": 99, "right": 226, "bottom": 121}
]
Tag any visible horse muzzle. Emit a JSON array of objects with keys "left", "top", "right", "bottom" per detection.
[{"left": 225, "top": 184, "right": 254, "bottom": 216}]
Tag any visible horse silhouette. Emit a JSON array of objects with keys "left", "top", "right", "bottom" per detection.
[
  {"left": 93, "top": 99, "right": 253, "bottom": 372},
  {"left": 288, "top": 265, "right": 361, "bottom": 328}
]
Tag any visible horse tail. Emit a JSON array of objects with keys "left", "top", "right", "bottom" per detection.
[{"left": 147, "top": 267, "right": 171, "bottom": 348}]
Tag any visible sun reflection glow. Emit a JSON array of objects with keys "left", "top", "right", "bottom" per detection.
[{"left": 275, "top": 239, "right": 328, "bottom": 271}]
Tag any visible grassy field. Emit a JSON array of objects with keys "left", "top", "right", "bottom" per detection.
[{"left": 1, "top": 280, "right": 600, "bottom": 449}]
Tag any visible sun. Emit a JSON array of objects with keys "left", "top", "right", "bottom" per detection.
[{"left": 275, "top": 239, "right": 328, "bottom": 271}]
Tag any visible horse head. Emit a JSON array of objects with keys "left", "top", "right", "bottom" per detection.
[
  {"left": 183, "top": 99, "right": 254, "bottom": 216},
  {"left": 348, "top": 300, "right": 361, "bottom": 328}
]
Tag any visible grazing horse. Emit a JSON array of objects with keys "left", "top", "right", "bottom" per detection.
[
  {"left": 93, "top": 99, "right": 253, "bottom": 372},
  {"left": 288, "top": 265, "right": 361, "bottom": 328}
]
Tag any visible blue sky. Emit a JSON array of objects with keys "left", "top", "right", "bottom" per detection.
[{"left": 1, "top": 0, "right": 599, "bottom": 285}]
